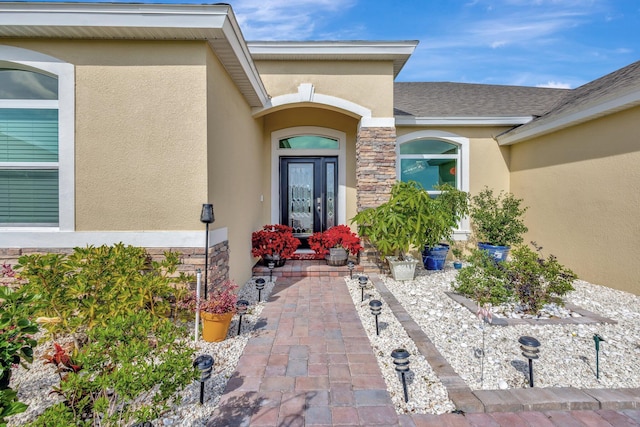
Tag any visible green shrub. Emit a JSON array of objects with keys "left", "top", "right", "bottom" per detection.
[
  {"left": 470, "top": 187, "right": 528, "bottom": 247},
  {"left": 16, "top": 244, "right": 193, "bottom": 337},
  {"left": 30, "top": 311, "right": 197, "bottom": 427},
  {"left": 453, "top": 242, "right": 577, "bottom": 313}
]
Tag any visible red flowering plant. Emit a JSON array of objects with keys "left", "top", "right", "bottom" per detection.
[
  {"left": 251, "top": 224, "right": 301, "bottom": 259},
  {"left": 308, "top": 225, "right": 363, "bottom": 256},
  {"left": 177, "top": 279, "right": 238, "bottom": 315}
]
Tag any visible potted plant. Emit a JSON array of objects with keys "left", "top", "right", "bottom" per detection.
[
  {"left": 308, "top": 225, "right": 363, "bottom": 266},
  {"left": 179, "top": 279, "right": 238, "bottom": 342},
  {"left": 421, "top": 184, "right": 469, "bottom": 270},
  {"left": 251, "top": 224, "right": 301, "bottom": 266},
  {"left": 470, "top": 187, "right": 528, "bottom": 262},
  {"left": 352, "top": 181, "right": 468, "bottom": 280}
]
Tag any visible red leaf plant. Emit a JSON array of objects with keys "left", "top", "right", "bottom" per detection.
[
  {"left": 177, "top": 279, "right": 239, "bottom": 315},
  {"left": 251, "top": 224, "right": 301, "bottom": 259},
  {"left": 308, "top": 225, "right": 363, "bottom": 257},
  {"left": 43, "top": 342, "right": 82, "bottom": 378}
]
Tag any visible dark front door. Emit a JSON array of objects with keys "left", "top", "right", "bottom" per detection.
[{"left": 280, "top": 157, "right": 338, "bottom": 247}]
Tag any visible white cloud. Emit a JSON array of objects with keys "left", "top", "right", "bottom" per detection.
[{"left": 536, "top": 81, "right": 572, "bottom": 88}]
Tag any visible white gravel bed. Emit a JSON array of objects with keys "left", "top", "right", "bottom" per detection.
[
  {"left": 8, "top": 276, "right": 277, "bottom": 427},
  {"left": 381, "top": 267, "right": 640, "bottom": 391},
  {"left": 345, "top": 277, "right": 456, "bottom": 415}
]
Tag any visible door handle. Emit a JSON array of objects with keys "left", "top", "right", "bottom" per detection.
[{"left": 316, "top": 197, "right": 322, "bottom": 213}]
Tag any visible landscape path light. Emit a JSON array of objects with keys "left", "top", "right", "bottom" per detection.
[
  {"left": 255, "top": 278, "right": 266, "bottom": 302},
  {"left": 347, "top": 260, "right": 355, "bottom": 279},
  {"left": 200, "top": 204, "right": 215, "bottom": 299},
  {"left": 391, "top": 348, "right": 411, "bottom": 402},
  {"left": 369, "top": 299, "right": 382, "bottom": 336},
  {"left": 593, "top": 334, "right": 605, "bottom": 380},
  {"left": 236, "top": 299, "right": 249, "bottom": 335},
  {"left": 268, "top": 261, "right": 275, "bottom": 283},
  {"left": 519, "top": 336, "right": 541, "bottom": 387},
  {"left": 193, "top": 354, "right": 214, "bottom": 404},
  {"left": 358, "top": 275, "right": 368, "bottom": 302}
]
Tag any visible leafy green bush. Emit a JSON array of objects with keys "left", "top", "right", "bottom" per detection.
[
  {"left": 29, "top": 311, "right": 197, "bottom": 427},
  {"left": 453, "top": 242, "right": 577, "bottom": 313},
  {"left": 16, "top": 244, "right": 192, "bottom": 337},
  {"left": 1, "top": 270, "right": 39, "bottom": 426},
  {"left": 470, "top": 187, "right": 528, "bottom": 247}
]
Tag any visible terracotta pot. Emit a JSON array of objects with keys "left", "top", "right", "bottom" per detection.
[{"left": 201, "top": 311, "right": 234, "bottom": 342}]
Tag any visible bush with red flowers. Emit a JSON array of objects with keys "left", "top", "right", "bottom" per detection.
[
  {"left": 251, "top": 224, "right": 301, "bottom": 259},
  {"left": 308, "top": 225, "right": 363, "bottom": 256}
]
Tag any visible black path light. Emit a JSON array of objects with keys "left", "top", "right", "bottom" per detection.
[
  {"left": 200, "top": 204, "right": 215, "bottom": 299},
  {"left": 391, "top": 348, "right": 411, "bottom": 402},
  {"left": 193, "top": 354, "right": 214, "bottom": 404},
  {"left": 369, "top": 299, "right": 382, "bottom": 336},
  {"left": 593, "top": 334, "right": 605, "bottom": 380},
  {"left": 358, "top": 275, "right": 368, "bottom": 302},
  {"left": 347, "top": 260, "right": 355, "bottom": 279},
  {"left": 519, "top": 336, "right": 541, "bottom": 387},
  {"left": 268, "top": 261, "right": 275, "bottom": 283},
  {"left": 236, "top": 299, "right": 249, "bottom": 336},
  {"left": 255, "top": 278, "right": 266, "bottom": 302}
]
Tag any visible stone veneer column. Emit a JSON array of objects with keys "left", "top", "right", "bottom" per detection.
[
  {"left": 356, "top": 126, "right": 397, "bottom": 211},
  {"left": 356, "top": 126, "right": 397, "bottom": 271}
]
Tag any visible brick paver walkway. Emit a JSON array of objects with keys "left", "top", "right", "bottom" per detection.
[{"left": 207, "top": 275, "right": 640, "bottom": 427}]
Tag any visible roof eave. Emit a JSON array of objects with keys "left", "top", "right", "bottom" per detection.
[
  {"left": 497, "top": 88, "right": 640, "bottom": 145},
  {"left": 395, "top": 116, "right": 533, "bottom": 127},
  {"left": 0, "top": 2, "right": 270, "bottom": 108},
  {"left": 248, "top": 40, "right": 419, "bottom": 78}
]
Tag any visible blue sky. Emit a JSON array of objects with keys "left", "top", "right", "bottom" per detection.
[{"left": 19, "top": 0, "right": 640, "bottom": 88}]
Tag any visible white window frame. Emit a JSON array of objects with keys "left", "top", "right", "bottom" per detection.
[
  {"left": 396, "top": 130, "right": 470, "bottom": 238},
  {"left": 270, "top": 126, "right": 346, "bottom": 226},
  {"left": 0, "top": 45, "right": 75, "bottom": 231}
]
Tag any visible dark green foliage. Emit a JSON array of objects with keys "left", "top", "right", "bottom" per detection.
[
  {"left": 453, "top": 242, "right": 577, "bottom": 313},
  {"left": 470, "top": 187, "right": 528, "bottom": 247},
  {"left": 16, "top": 243, "right": 193, "bottom": 336}
]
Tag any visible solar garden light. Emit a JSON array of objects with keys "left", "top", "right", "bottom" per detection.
[
  {"left": 255, "top": 278, "right": 266, "bottom": 302},
  {"left": 236, "top": 299, "right": 249, "bottom": 335},
  {"left": 369, "top": 299, "right": 382, "bottom": 336},
  {"left": 347, "top": 260, "right": 355, "bottom": 279},
  {"left": 267, "top": 261, "right": 275, "bottom": 283},
  {"left": 193, "top": 354, "right": 214, "bottom": 404},
  {"left": 593, "top": 334, "right": 605, "bottom": 379},
  {"left": 200, "top": 204, "right": 215, "bottom": 299},
  {"left": 358, "top": 275, "right": 368, "bottom": 302},
  {"left": 519, "top": 336, "right": 541, "bottom": 387},
  {"left": 391, "top": 348, "right": 411, "bottom": 402}
]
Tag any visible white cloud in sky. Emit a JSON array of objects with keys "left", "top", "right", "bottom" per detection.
[{"left": 537, "top": 81, "right": 572, "bottom": 89}]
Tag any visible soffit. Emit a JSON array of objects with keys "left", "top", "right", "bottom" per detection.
[
  {"left": 248, "top": 41, "right": 418, "bottom": 78},
  {"left": 0, "top": 2, "right": 269, "bottom": 107}
]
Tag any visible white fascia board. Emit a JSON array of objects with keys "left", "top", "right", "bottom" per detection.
[
  {"left": 0, "top": 3, "right": 230, "bottom": 31},
  {"left": 0, "top": 228, "right": 228, "bottom": 249},
  {"left": 498, "top": 88, "right": 640, "bottom": 145},
  {"left": 248, "top": 40, "right": 419, "bottom": 56},
  {"left": 395, "top": 116, "right": 533, "bottom": 127}
]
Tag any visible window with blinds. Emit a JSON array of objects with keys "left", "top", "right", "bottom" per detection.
[{"left": 0, "top": 68, "right": 59, "bottom": 226}]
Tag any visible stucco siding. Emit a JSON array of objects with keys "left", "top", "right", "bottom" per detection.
[
  {"left": 206, "top": 47, "right": 264, "bottom": 283},
  {"left": 510, "top": 106, "right": 640, "bottom": 294},
  {"left": 255, "top": 60, "right": 395, "bottom": 117}
]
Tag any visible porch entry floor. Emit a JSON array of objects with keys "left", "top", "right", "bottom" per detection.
[{"left": 252, "top": 259, "right": 368, "bottom": 278}]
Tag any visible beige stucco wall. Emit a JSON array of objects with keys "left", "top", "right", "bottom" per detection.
[
  {"left": 396, "top": 126, "right": 512, "bottom": 196},
  {"left": 510, "top": 106, "right": 640, "bottom": 295},
  {"left": 255, "top": 60, "right": 395, "bottom": 117},
  {"left": 4, "top": 40, "right": 210, "bottom": 231},
  {"left": 205, "top": 48, "right": 265, "bottom": 283}
]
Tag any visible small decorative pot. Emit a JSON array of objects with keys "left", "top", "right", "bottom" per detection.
[
  {"left": 262, "top": 253, "right": 286, "bottom": 267},
  {"left": 201, "top": 311, "right": 234, "bottom": 342},
  {"left": 453, "top": 261, "right": 463, "bottom": 269},
  {"left": 326, "top": 247, "right": 348, "bottom": 266}
]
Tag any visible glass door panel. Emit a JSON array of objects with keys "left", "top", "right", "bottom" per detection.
[{"left": 287, "top": 162, "right": 314, "bottom": 236}]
